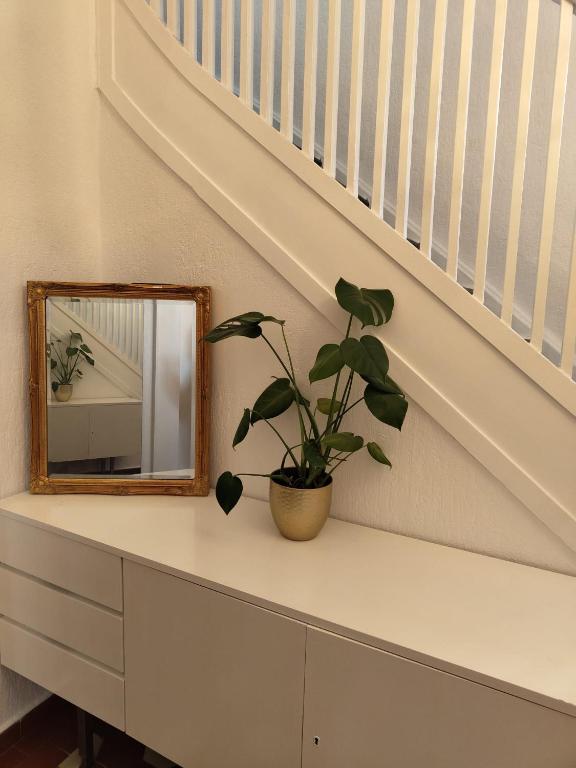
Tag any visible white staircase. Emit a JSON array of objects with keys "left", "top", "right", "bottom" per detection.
[{"left": 96, "top": 0, "right": 576, "bottom": 549}]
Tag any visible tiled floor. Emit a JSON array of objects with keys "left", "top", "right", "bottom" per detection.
[{"left": 0, "top": 696, "right": 174, "bottom": 768}]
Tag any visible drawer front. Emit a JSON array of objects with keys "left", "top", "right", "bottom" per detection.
[
  {"left": 0, "top": 618, "right": 124, "bottom": 730},
  {"left": 0, "top": 565, "right": 123, "bottom": 671},
  {"left": 0, "top": 516, "right": 122, "bottom": 610}
]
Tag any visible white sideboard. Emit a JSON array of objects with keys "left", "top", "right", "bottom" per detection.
[{"left": 0, "top": 492, "right": 575, "bottom": 767}]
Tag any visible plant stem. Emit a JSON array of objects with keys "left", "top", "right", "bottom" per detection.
[
  {"left": 261, "top": 333, "right": 320, "bottom": 442},
  {"left": 252, "top": 410, "right": 300, "bottom": 468},
  {"left": 325, "top": 315, "right": 353, "bottom": 435},
  {"left": 280, "top": 325, "right": 307, "bottom": 468},
  {"left": 335, "top": 396, "right": 363, "bottom": 426}
]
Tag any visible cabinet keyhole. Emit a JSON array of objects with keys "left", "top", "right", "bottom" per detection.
[{"left": 313, "top": 736, "right": 320, "bottom": 746}]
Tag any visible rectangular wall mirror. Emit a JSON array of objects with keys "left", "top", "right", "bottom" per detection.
[{"left": 28, "top": 282, "right": 210, "bottom": 495}]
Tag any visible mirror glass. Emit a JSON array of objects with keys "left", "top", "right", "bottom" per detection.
[{"left": 46, "top": 296, "right": 196, "bottom": 480}]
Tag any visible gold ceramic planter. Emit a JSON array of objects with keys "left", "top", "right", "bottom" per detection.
[{"left": 269, "top": 475, "right": 333, "bottom": 541}]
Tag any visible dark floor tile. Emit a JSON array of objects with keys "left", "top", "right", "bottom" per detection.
[
  {"left": 0, "top": 746, "right": 27, "bottom": 768},
  {"left": 0, "top": 722, "right": 22, "bottom": 758}
]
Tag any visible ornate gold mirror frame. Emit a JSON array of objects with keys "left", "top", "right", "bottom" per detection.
[{"left": 28, "top": 281, "right": 210, "bottom": 495}]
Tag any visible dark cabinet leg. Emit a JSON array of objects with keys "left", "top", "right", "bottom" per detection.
[{"left": 77, "top": 708, "right": 95, "bottom": 768}]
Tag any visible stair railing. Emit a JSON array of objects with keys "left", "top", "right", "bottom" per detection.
[{"left": 148, "top": 0, "right": 576, "bottom": 381}]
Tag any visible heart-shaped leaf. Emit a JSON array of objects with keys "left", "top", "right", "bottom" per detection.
[
  {"left": 367, "top": 442, "right": 391, "bottom": 467},
  {"left": 233, "top": 408, "right": 251, "bottom": 448},
  {"left": 303, "top": 441, "right": 327, "bottom": 470},
  {"left": 321, "top": 432, "right": 364, "bottom": 452},
  {"left": 251, "top": 378, "right": 295, "bottom": 424},
  {"left": 216, "top": 472, "right": 243, "bottom": 514},
  {"left": 309, "top": 344, "right": 344, "bottom": 383},
  {"left": 66, "top": 347, "right": 79, "bottom": 357},
  {"left": 317, "top": 397, "right": 342, "bottom": 416},
  {"left": 335, "top": 278, "right": 394, "bottom": 328},
  {"left": 361, "top": 374, "right": 404, "bottom": 396},
  {"left": 80, "top": 343, "right": 92, "bottom": 354},
  {"left": 340, "top": 336, "right": 389, "bottom": 385},
  {"left": 204, "top": 312, "right": 284, "bottom": 343},
  {"left": 50, "top": 359, "right": 57, "bottom": 370},
  {"left": 364, "top": 385, "right": 408, "bottom": 430}
]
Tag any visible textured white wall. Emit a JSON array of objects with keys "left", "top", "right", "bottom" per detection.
[
  {"left": 99, "top": 101, "right": 576, "bottom": 580},
  {"left": 0, "top": 0, "right": 101, "bottom": 732},
  {"left": 3, "top": 0, "right": 576, "bottom": 736}
]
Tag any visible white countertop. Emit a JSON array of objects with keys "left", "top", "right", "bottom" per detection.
[{"left": 1, "top": 492, "right": 575, "bottom": 717}]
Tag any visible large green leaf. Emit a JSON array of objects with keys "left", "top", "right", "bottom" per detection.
[
  {"left": 251, "top": 378, "right": 295, "bottom": 424},
  {"left": 367, "top": 441, "right": 392, "bottom": 467},
  {"left": 66, "top": 346, "right": 79, "bottom": 357},
  {"left": 80, "top": 343, "right": 92, "bottom": 354},
  {"left": 317, "top": 397, "right": 342, "bottom": 416},
  {"left": 322, "top": 432, "right": 364, "bottom": 452},
  {"left": 335, "top": 278, "right": 394, "bottom": 328},
  {"left": 215, "top": 472, "right": 243, "bottom": 514},
  {"left": 340, "top": 336, "right": 389, "bottom": 385},
  {"left": 361, "top": 373, "right": 404, "bottom": 396},
  {"left": 303, "top": 441, "right": 327, "bottom": 470},
  {"left": 309, "top": 344, "right": 344, "bottom": 383},
  {"left": 204, "top": 312, "right": 284, "bottom": 343},
  {"left": 364, "top": 385, "right": 408, "bottom": 430},
  {"left": 233, "top": 408, "right": 251, "bottom": 448}
]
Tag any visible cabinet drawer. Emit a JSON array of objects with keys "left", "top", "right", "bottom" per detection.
[
  {"left": 0, "top": 516, "right": 122, "bottom": 610},
  {"left": 0, "top": 565, "right": 123, "bottom": 671},
  {"left": 0, "top": 618, "right": 124, "bottom": 730}
]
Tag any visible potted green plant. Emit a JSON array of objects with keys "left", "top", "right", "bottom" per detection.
[
  {"left": 204, "top": 278, "right": 408, "bottom": 540},
  {"left": 49, "top": 330, "right": 95, "bottom": 402}
]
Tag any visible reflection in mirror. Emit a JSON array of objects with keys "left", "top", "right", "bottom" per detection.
[{"left": 46, "top": 297, "right": 196, "bottom": 480}]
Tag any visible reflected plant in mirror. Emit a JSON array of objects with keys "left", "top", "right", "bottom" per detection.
[
  {"left": 49, "top": 329, "right": 95, "bottom": 403},
  {"left": 205, "top": 278, "right": 408, "bottom": 541}
]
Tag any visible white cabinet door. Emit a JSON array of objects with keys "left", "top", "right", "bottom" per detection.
[
  {"left": 124, "top": 561, "right": 306, "bottom": 768},
  {"left": 303, "top": 628, "right": 576, "bottom": 768}
]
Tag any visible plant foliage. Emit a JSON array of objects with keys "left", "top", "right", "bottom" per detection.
[
  {"left": 49, "top": 330, "right": 95, "bottom": 392},
  {"left": 204, "top": 277, "right": 408, "bottom": 514}
]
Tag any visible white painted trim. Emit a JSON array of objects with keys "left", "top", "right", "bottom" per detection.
[{"left": 95, "top": 0, "right": 576, "bottom": 551}]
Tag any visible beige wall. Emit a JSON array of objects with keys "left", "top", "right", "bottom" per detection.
[
  {"left": 0, "top": 0, "right": 101, "bottom": 732},
  {"left": 99, "top": 101, "right": 576, "bottom": 581},
  {"left": 2, "top": 0, "right": 576, "bottom": 735}
]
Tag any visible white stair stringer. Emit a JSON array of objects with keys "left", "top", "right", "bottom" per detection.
[
  {"left": 51, "top": 302, "right": 142, "bottom": 400},
  {"left": 96, "top": 0, "right": 576, "bottom": 550}
]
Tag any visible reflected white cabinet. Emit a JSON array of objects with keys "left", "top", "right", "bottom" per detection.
[
  {"left": 302, "top": 628, "right": 576, "bottom": 768},
  {"left": 123, "top": 561, "right": 306, "bottom": 768},
  {"left": 48, "top": 400, "right": 141, "bottom": 462}
]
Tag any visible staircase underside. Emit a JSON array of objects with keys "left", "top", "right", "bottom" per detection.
[{"left": 96, "top": 0, "right": 576, "bottom": 550}]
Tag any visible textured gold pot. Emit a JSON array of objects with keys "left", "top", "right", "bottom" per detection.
[
  {"left": 54, "top": 384, "right": 73, "bottom": 402},
  {"left": 269, "top": 475, "right": 333, "bottom": 541}
]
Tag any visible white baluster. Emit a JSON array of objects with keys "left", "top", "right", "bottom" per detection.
[
  {"left": 324, "top": 0, "right": 342, "bottom": 179},
  {"left": 371, "top": 0, "right": 395, "bottom": 218},
  {"left": 260, "top": 0, "right": 276, "bottom": 124},
  {"left": 531, "top": 0, "right": 572, "bottom": 352},
  {"left": 183, "top": 0, "right": 197, "bottom": 59},
  {"left": 280, "top": 0, "right": 296, "bottom": 141},
  {"left": 302, "top": 0, "right": 319, "bottom": 159},
  {"left": 150, "top": 0, "right": 164, "bottom": 22},
  {"left": 474, "top": 0, "right": 507, "bottom": 300},
  {"left": 347, "top": 0, "right": 366, "bottom": 197},
  {"left": 220, "top": 0, "right": 234, "bottom": 90},
  {"left": 500, "top": 0, "right": 538, "bottom": 325},
  {"left": 561, "top": 221, "right": 576, "bottom": 376},
  {"left": 446, "top": 0, "right": 475, "bottom": 279},
  {"left": 202, "top": 0, "right": 215, "bottom": 75},
  {"left": 395, "top": 0, "right": 420, "bottom": 237},
  {"left": 420, "top": 0, "right": 448, "bottom": 258},
  {"left": 240, "top": 0, "right": 254, "bottom": 107},
  {"left": 167, "top": 0, "right": 180, "bottom": 38}
]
